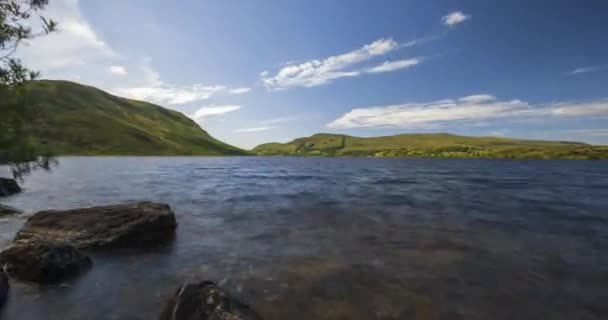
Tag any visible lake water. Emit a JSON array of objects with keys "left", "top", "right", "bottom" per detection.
[{"left": 0, "top": 157, "right": 607, "bottom": 320}]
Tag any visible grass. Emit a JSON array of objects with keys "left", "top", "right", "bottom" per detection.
[
  {"left": 8, "top": 80, "right": 247, "bottom": 156},
  {"left": 252, "top": 133, "right": 608, "bottom": 159}
]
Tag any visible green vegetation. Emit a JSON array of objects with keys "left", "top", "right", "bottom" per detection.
[
  {"left": 252, "top": 133, "right": 608, "bottom": 159},
  {"left": 1, "top": 0, "right": 58, "bottom": 177},
  {"left": 2, "top": 80, "right": 246, "bottom": 156}
]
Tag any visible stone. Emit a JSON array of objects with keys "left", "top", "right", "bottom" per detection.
[
  {"left": 14, "top": 202, "right": 177, "bottom": 250},
  {"left": 0, "top": 178, "right": 20, "bottom": 197},
  {"left": 0, "top": 243, "right": 91, "bottom": 284},
  {"left": 159, "top": 281, "right": 262, "bottom": 320},
  {"left": 0, "top": 204, "right": 21, "bottom": 216}
]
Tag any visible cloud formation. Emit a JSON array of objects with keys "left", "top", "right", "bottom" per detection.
[
  {"left": 229, "top": 87, "right": 252, "bottom": 94},
  {"left": 442, "top": 11, "right": 471, "bottom": 26},
  {"left": 569, "top": 64, "right": 607, "bottom": 75},
  {"left": 16, "top": 0, "right": 117, "bottom": 70},
  {"left": 190, "top": 105, "right": 242, "bottom": 121},
  {"left": 15, "top": 0, "right": 249, "bottom": 107},
  {"left": 261, "top": 38, "right": 419, "bottom": 90},
  {"left": 117, "top": 84, "right": 229, "bottom": 105},
  {"left": 111, "top": 58, "right": 251, "bottom": 105},
  {"left": 234, "top": 126, "right": 274, "bottom": 133},
  {"left": 327, "top": 95, "right": 608, "bottom": 129},
  {"left": 364, "top": 58, "right": 421, "bottom": 74},
  {"left": 116, "top": 83, "right": 250, "bottom": 106},
  {"left": 109, "top": 66, "right": 127, "bottom": 75}
]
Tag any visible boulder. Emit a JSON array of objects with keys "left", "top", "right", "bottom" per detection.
[
  {"left": 0, "top": 204, "right": 21, "bottom": 216},
  {"left": 0, "top": 243, "right": 91, "bottom": 284},
  {"left": 159, "top": 281, "right": 262, "bottom": 320},
  {"left": 0, "top": 271, "right": 8, "bottom": 306},
  {"left": 14, "top": 202, "right": 177, "bottom": 250},
  {"left": 0, "top": 178, "right": 20, "bottom": 197}
]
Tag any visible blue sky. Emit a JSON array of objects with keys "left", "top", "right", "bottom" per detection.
[{"left": 17, "top": 0, "right": 608, "bottom": 148}]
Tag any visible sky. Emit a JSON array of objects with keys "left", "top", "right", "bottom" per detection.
[{"left": 15, "top": 0, "right": 608, "bottom": 148}]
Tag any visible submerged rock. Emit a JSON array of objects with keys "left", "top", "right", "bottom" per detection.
[
  {"left": 159, "top": 281, "right": 262, "bottom": 320},
  {"left": 0, "top": 243, "right": 91, "bottom": 284},
  {"left": 14, "top": 202, "right": 177, "bottom": 250},
  {"left": 0, "top": 204, "right": 21, "bottom": 216},
  {"left": 0, "top": 271, "right": 8, "bottom": 306},
  {"left": 0, "top": 178, "right": 20, "bottom": 197}
]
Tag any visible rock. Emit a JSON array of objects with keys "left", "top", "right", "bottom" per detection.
[
  {"left": 0, "top": 271, "right": 8, "bottom": 306},
  {"left": 14, "top": 202, "right": 177, "bottom": 250},
  {"left": 0, "top": 178, "right": 21, "bottom": 197},
  {"left": 0, "top": 243, "right": 91, "bottom": 284},
  {"left": 0, "top": 204, "right": 21, "bottom": 216},
  {"left": 159, "top": 281, "right": 262, "bottom": 320}
]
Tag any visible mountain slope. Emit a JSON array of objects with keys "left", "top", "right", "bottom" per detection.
[
  {"left": 10, "top": 80, "right": 245, "bottom": 155},
  {"left": 253, "top": 133, "right": 608, "bottom": 159}
]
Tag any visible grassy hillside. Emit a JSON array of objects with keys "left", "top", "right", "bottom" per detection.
[
  {"left": 7, "top": 80, "right": 246, "bottom": 155},
  {"left": 253, "top": 133, "right": 608, "bottom": 159}
]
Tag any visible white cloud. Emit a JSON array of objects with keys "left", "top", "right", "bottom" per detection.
[
  {"left": 109, "top": 65, "right": 127, "bottom": 75},
  {"left": 13, "top": 0, "right": 247, "bottom": 108},
  {"left": 110, "top": 58, "right": 249, "bottom": 105},
  {"left": 115, "top": 84, "right": 228, "bottom": 105},
  {"left": 458, "top": 94, "right": 496, "bottom": 103},
  {"left": 229, "top": 87, "right": 251, "bottom": 94},
  {"left": 16, "top": 0, "right": 117, "bottom": 70},
  {"left": 234, "top": 126, "right": 274, "bottom": 133},
  {"left": 114, "top": 83, "right": 251, "bottom": 105},
  {"left": 190, "top": 105, "right": 241, "bottom": 121},
  {"left": 365, "top": 58, "right": 421, "bottom": 74},
  {"left": 261, "top": 38, "right": 409, "bottom": 90},
  {"left": 234, "top": 117, "right": 293, "bottom": 133},
  {"left": 550, "top": 100, "right": 608, "bottom": 116},
  {"left": 569, "top": 64, "right": 607, "bottom": 75},
  {"left": 442, "top": 11, "right": 471, "bottom": 27},
  {"left": 327, "top": 94, "right": 608, "bottom": 129}
]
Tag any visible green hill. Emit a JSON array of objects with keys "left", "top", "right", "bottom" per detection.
[
  {"left": 252, "top": 133, "right": 608, "bottom": 159},
  {"left": 5, "top": 80, "right": 246, "bottom": 155}
]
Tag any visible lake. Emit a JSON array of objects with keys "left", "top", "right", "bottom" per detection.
[{"left": 0, "top": 157, "right": 607, "bottom": 319}]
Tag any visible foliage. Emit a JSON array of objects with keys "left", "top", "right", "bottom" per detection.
[
  {"left": 0, "top": 84, "right": 55, "bottom": 178},
  {"left": 1, "top": 0, "right": 56, "bottom": 83},
  {"left": 1, "top": 0, "right": 57, "bottom": 178},
  {"left": 252, "top": 133, "right": 608, "bottom": 160}
]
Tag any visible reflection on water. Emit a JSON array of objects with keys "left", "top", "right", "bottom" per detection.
[{"left": 0, "top": 157, "right": 607, "bottom": 319}]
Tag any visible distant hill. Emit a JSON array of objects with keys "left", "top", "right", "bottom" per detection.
[
  {"left": 7, "top": 80, "right": 245, "bottom": 155},
  {"left": 252, "top": 133, "right": 608, "bottom": 159}
]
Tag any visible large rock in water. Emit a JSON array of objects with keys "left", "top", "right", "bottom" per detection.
[
  {"left": 0, "top": 178, "right": 21, "bottom": 197},
  {"left": 159, "top": 281, "right": 262, "bottom": 320},
  {"left": 14, "top": 202, "right": 177, "bottom": 250},
  {"left": 0, "top": 243, "right": 91, "bottom": 284}
]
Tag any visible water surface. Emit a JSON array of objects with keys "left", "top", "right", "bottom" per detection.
[{"left": 1, "top": 157, "right": 607, "bottom": 319}]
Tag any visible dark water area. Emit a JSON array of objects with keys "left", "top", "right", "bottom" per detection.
[{"left": 0, "top": 157, "right": 607, "bottom": 320}]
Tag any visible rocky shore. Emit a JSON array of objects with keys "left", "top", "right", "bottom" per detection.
[
  {"left": 0, "top": 201, "right": 262, "bottom": 319},
  {"left": 159, "top": 281, "right": 263, "bottom": 320},
  {"left": 0, "top": 178, "right": 20, "bottom": 197},
  {"left": 0, "top": 203, "right": 20, "bottom": 216},
  {"left": 14, "top": 201, "right": 177, "bottom": 249},
  {"left": 0, "top": 242, "right": 92, "bottom": 284}
]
